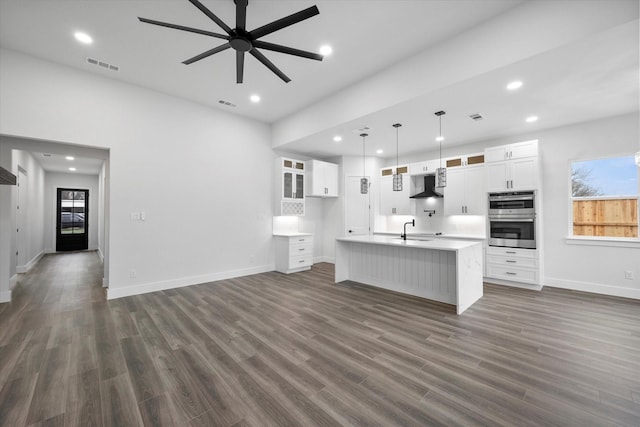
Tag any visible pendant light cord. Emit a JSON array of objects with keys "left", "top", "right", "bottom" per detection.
[
  {"left": 396, "top": 126, "right": 399, "bottom": 170},
  {"left": 439, "top": 115, "right": 442, "bottom": 168}
]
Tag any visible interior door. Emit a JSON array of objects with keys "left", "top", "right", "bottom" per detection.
[
  {"left": 56, "top": 188, "right": 89, "bottom": 252},
  {"left": 345, "top": 176, "right": 370, "bottom": 235}
]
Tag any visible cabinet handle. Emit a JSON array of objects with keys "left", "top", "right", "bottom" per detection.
[
  {"left": 298, "top": 239, "right": 304, "bottom": 242},
  {"left": 506, "top": 251, "right": 516, "bottom": 254},
  {"left": 506, "top": 260, "right": 516, "bottom": 263},
  {"left": 462, "top": 206, "right": 464, "bottom": 214},
  {"left": 299, "top": 248, "right": 305, "bottom": 251},
  {"left": 506, "top": 272, "right": 517, "bottom": 275},
  {"left": 299, "top": 260, "right": 305, "bottom": 263}
]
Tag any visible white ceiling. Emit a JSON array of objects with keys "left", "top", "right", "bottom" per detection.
[
  {"left": 0, "top": 0, "right": 523, "bottom": 124},
  {"left": 0, "top": 0, "right": 638, "bottom": 166},
  {"left": 32, "top": 152, "right": 104, "bottom": 175}
]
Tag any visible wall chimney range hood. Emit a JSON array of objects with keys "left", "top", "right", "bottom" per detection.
[{"left": 410, "top": 175, "right": 443, "bottom": 198}]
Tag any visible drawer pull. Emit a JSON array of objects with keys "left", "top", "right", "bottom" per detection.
[
  {"left": 299, "top": 260, "right": 306, "bottom": 263},
  {"left": 506, "top": 272, "right": 517, "bottom": 276},
  {"left": 506, "top": 260, "right": 516, "bottom": 263},
  {"left": 506, "top": 251, "right": 516, "bottom": 254},
  {"left": 298, "top": 239, "right": 305, "bottom": 242},
  {"left": 298, "top": 248, "right": 305, "bottom": 251}
]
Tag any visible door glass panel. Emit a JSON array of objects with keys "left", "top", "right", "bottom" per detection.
[
  {"left": 284, "top": 172, "right": 292, "bottom": 198},
  {"left": 61, "top": 190, "right": 86, "bottom": 234},
  {"left": 295, "top": 174, "right": 304, "bottom": 199}
]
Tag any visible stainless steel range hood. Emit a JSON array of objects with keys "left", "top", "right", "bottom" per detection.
[{"left": 410, "top": 175, "right": 443, "bottom": 198}]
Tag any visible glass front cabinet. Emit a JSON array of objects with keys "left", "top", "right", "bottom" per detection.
[{"left": 275, "top": 157, "right": 305, "bottom": 216}]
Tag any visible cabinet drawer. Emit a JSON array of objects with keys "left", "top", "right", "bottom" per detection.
[
  {"left": 289, "top": 254, "right": 312, "bottom": 269},
  {"left": 487, "top": 247, "right": 537, "bottom": 259},
  {"left": 289, "top": 236, "right": 313, "bottom": 245},
  {"left": 487, "top": 264, "right": 538, "bottom": 283},
  {"left": 290, "top": 243, "right": 313, "bottom": 255},
  {"left": 487, "top": 255, "right": 537, "bottom": 268}
]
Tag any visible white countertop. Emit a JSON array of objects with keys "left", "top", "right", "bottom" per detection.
[
  {"left": 273, "top": 232, "right": 313, "bottom": 237},
  {"left": 337, "top": 235, "right": 481, "bottom": 251},
  {"left": 373, "top": 232, "right": 486, "bottom": 240}
]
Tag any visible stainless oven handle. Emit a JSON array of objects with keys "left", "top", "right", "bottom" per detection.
[
  {"left": 489, "top": 217, "right": 535, "bottom": 222},
  {"left": 488, "top": 195, "right": 534, "bottom": 201}
]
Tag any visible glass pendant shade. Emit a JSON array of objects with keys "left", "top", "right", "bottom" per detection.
[
  {"left": 392, "top": 123, "right": 403, "bottom": 191},
  {"left": 436, "top": 167, "right": 447, "bottom": 188},
  {"left": 392, "top": 173, "right": 402, "bottom": 191},
  {"left": 435, "top": 111, "right": 447, "bottom": 188},
  {"left": 360, "top": 177, "right": 369, "bottom": 194},
  {"left": 360, "top": 133, "right": 369, "bottom": 194}
]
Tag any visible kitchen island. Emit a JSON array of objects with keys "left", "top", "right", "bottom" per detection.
[{"left": 335, "top": 235, "right": 483, "bottom": 314}]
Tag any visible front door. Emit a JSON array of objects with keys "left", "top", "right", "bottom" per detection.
[{"left": 56, "top": 188, "right": 88, "bottom": 252}]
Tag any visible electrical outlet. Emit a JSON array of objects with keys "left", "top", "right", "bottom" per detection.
[
  {"left": 624, "top": 271, "right": 634, "bottom": 280},
  {"left": 129, "top": 269, "right": 137, "bottom": 278}
]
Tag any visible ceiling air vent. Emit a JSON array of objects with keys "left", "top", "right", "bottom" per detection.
[
  {"left": 469, "top": 113, "right": 483, "bottom": 121},
  {"left": 218, "top": 100, "right": 237, "bottom": 108},
  {"left": 86, "top": 57, "right": 120, "bottom": 72},
  {"left": 353, "top": 126, "right": 372, "bottom": 134}
]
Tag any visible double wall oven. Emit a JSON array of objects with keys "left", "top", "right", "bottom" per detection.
[{"left": 488, "top": 191, "right": 536, "bottom": 249}]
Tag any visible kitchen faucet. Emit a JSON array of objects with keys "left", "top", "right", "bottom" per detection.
[{"left": 401, "top": 219, "right": 415, "bottom": 240}]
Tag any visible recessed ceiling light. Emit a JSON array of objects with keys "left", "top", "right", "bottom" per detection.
[
  {"left": 68, "top": 167, "right": 77, "bottom": 171},
  {"left": 74, "top": 32, "right": 93, "bottom": 45},
  {"left": 249, "top": 94, "right": 260, "bottom": 103},
  {"left": 66, "top": 156, "right": 75, "bottom": 161},
  {"left": 376, "top": 149, "right": 384, "bottom": 154},
  {"left": 319, "top": 45, "right": 332, "bottom": 56},
  {"left": 507, "top": 80, "right": 523, "bottom": 90},
  {"left": 525, "top": 115, "right": 538, "bottom": 123},
  {"left": 333, "top": 135, "right": 342, "bottom": 142},
  {"left": 435, "top": 136, "right": 444, "bottom": 142}
]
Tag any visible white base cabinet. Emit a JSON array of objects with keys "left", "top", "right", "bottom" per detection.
[
  {"left": 485, "top": 246, "right": 539, "bottom": 286},
  {"left": 274, "top": 234, "right": 313, "bottom": 274}
]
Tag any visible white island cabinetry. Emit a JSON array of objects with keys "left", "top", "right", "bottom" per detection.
[
  {"left": 274, "top": 233, "right": 313, "bottom": 274},
  {"left": 335, "top": 236, "right": 483, "bottom": 314}
]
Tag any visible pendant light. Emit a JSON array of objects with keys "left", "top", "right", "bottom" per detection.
[
  {"left": 435, "top": 111, "right": 447, "bottom": 188},
  {"left": 360, "top": 133, "right": 369, "bottom": 194},
  {"left": 392, "top": 123, "right": 403, "bottom": 191}
]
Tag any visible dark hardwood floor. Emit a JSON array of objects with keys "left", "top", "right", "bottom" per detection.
[{"left": 1, "top": 251, "right": 639, "bottom": 426}]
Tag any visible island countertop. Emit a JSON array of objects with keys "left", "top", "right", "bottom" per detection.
[{"left": 336, "top": 235, "right": 481, "bottom": 251}]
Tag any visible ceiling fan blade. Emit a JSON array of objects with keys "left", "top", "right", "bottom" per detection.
[
  {"left": 250, "top": 49, "right": 291, "bottom": 83},
  {"left": 182, "top": 43, "right": 231, "bottom": 65},
  {"left": 249, "top": 5, "right": 319, "bottom": 40},
  {"left": 138, "top": 17, "right": 229, "bottom": 40},
  {"left": 188, "top": 0, "right": 232, "bottom": 34},
  {"left": 236, "top": 51, "right": 244, "bottom": 83},
  {"left": 236, "top": 0, "right": 248, "bottom": 31},
  {"left": 252, "top": 40, "right": 323, "bottom": 61}
]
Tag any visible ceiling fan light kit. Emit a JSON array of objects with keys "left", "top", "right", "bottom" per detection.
[{"left": 139, "top": 0, "right": 323, "bottom": 84}]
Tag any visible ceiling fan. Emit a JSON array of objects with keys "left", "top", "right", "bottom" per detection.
[{"left": 138, "top": 0, "right": 323, "bottom": 83}]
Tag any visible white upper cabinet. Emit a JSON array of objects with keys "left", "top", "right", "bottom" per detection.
[
  {"left": 443, "top": 154, "right": 486, "bottom": 216},
  {"left": 409, "top": 159, "right": 439, "bottom": 176},
  {"left": 275, "top": 157, "right": 305, "bottom": 216},
  {"left": 379, "top": 166, "right": 411, "bottom": 215},
  {"left": 307, "top": 160, "right": 339, "bottom": 198},
  {"left": 485, "top": 140, "right": 538, "bottom": 192}
]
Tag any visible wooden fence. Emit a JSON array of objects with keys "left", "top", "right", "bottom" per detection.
[{"left": 573, "top": 198, "right": 638, "bottom": 237}]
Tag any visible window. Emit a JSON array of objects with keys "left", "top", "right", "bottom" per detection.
[{"left": 571, "top": 155, "right": 638, "bottom": 239}]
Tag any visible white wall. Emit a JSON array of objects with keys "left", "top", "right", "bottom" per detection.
[
  {"left": 44, "top": 172, "right": 99, "bottom": 252},
  {"left": 10, "top": 150, "right": 45, "bottom": 273},
  {"left": 0, "top": 49, "right": 274, "bottom": 299}
]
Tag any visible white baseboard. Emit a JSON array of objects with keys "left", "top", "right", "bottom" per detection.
[
  {"left": 16, "top": 250, "right": 44, "bottom": 274},
  {"left": 0, "top": 289, "right": 11, "bottom": 303},
  {"left": 44, "top": 248, "right": 55, "bottom": 254},
  {"left": 545, "top": 277, "right": 640, "bottom": 300},
  {"left": 484, "top": 277, "right": 543, "bottom": 291},
  {"left": 314, "top": 256, "right": 335, "bottom": 264},
  {"left": 97, "top": 248, "right": 104, "bottom": 263},
  {"left": 102, "top": 277, "right": 109, "bottom": 287},
  {"left": 106, "top": 263, "right": 275, "bottom": 300},
  {"left": 9, "top": 274, "right": 18, "bottom": 290}
]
